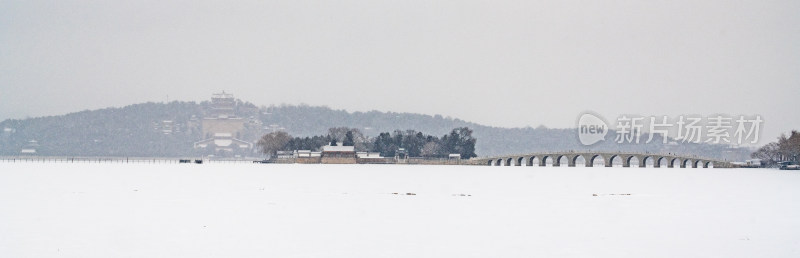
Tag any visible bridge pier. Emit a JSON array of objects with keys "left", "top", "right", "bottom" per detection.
[{"left": 587, "top": 154, "right": 601, "bottom": 167}]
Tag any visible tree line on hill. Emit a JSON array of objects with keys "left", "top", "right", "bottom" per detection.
[{"left": 257, "top": 127, "right": 477, "bottom": 159}]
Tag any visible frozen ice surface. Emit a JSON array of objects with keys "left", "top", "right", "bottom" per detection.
[{"left": 1, "top": 163, "right": 799, "bottom": 257}]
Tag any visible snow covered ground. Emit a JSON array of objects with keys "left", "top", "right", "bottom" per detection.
[{"left": 1, "top": 163, "right": 799, "bottom": 258}]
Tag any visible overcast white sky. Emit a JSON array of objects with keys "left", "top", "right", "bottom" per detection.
[{"left": 1, "top": 0, "right": 798, "bottom": 143}]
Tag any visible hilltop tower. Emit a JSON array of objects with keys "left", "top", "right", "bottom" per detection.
[
  {"left": 209, "top": 91, "right": 235, "bottom": 118},
  {"left": 194, "top": 92, "right": 253, "bottom": 153}
]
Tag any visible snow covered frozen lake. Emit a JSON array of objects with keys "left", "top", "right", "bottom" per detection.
[{"left": 1, "top": 163, "right": 799, "bottom": 257}]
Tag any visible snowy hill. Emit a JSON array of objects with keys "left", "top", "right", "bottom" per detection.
[{"left": 0, "top": 101, "right": 751, "bottom": 160}]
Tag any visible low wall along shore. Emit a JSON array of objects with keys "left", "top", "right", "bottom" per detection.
[{"left": 267, "top": 156, "right": 478, "bottom": 165}]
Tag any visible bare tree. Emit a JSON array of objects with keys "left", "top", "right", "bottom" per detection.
[
  {"left": 257, "top": 131, "right": 291, "bottom": 158},
  {"left": 751, "top": 142, "right": 780, "bottom": 167},
  {"left": 777, "top": 131, "right": 800, "bottom": 161},
  {"left": 752, "top": 130, "right": 800, "bottom": 166},
  {"left": 327, "top": 127, "right": 350, "bottom": 142},
  {"left": 421, "top": 141, "right": 439, "bottom": 157},
  {"left": 328, "top": 127, "right": 369, "bottom": 151}
]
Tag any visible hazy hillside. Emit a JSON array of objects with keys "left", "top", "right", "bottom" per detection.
[
  {"left": 1, "top": 102, "right": 204, "bottom": 157},
  {"left": 0, "top": 101, "right": 751, "bottom": 160}
]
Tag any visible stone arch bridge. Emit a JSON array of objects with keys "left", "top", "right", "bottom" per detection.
[{"left": 476, "top": 152, "right": 735, "bottom": 168}]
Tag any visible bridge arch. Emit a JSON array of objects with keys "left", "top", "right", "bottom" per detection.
[
  {"left": 641, "top": 156, "right": 655, "bottom": 168},
  {"left": 540, "top": 156, "right": 553, "bottom": 167},
  {"left": 670, "top": 158, "right": 681, "bottom": 168},
  {"left": 505, "top": 158, "right": 514, "bottom": 166},
  {"left": 682, "top": 159, "right": 692, "bottom": 168},
  {"left": 517, "top": 157, "right": 525, "bottom": 166},
  {"left": 626, "top": 156, "right": 640, "bottom": 168},
  {"left": 656, "top": 156, "right": 668, "bottom": 168},
  {"left": 496, "top": 158, "right": 503, "bottom": 166},
  {"left": 572, "top": 155, "right": 586, "bottom": 167},
  {"left": 527, "top": 156, "right": 539, "bottom": 167},
  {"left": 608, "top": 155, "right": 622, "bottom": 167},
  {"left": 588, "top": 154, "right": 605, "bottom": 167},
  {"left": 528, "top": 156, "right": 539, "bottom": 167},
  {"left": 555, "top": 155, "right": 569, "bottom": 167}
]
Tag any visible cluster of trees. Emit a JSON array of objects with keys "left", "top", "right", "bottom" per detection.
[
  {"left": 371, "top": 127, "right": 477, "bottom": 158},
  {"left": 257, "top": 127, "right": 477, "bottom": 159},
  {"left": 751, "top": 130, "right": 800, "bottom": 167}
]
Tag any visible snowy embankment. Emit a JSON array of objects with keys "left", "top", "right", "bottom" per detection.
[{"left": 1, "top": 164, "right": 799, "bottom": 258}]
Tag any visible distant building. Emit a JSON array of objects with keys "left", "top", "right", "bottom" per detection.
[
  {"left": 161, "top": 120, "right": 174, "bottom": 134},
  {"left": 276, "top": 151, "right": 295, "bottom": 159},
  {"left": 194, "top": 133, "right": 252, "bottom": 151},
  {"left": 209, "top": 91, "right": 236, "bottom": 118},
  {"left": 321, "top": 145, "right": 357, "bottom": 164},
  {"left": 294, "top": 149, "right": 323, "bottom": 164},
  {"left": 296, "top": 150, "right": 322, "bottom": 157},
  {"left": 357, "top": 152, "right": 383, "bottom": 159},
  {"left": 20, "top": 140, "right": 38, "bottom": 155},
  {"left": 194, "top": 92, "right": 253, "bottom": 153},
  {"left": 395, "top": 148, "right": 408, "bottom": 160},
  {"left": 322, "top": 145, "right": 355, "bottom": 155},
  {"left": 1, "top": 128, "right": 13, "bottom": 141}
]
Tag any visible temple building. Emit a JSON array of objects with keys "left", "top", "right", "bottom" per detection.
[
  {"left": 320, "top": 145, "right": 357, "bottom": 164},
  {"left": 20, "top": 140, "right": 38, "bottom": 155},
  {"left": 194, "top": 92, "right": 253, "bottom": 153}
]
